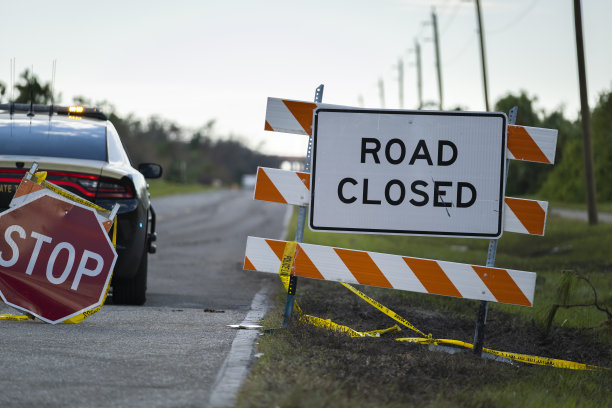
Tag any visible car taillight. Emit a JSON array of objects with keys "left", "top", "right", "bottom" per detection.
[
  {"left": 0, "top": 169, "right": 134, "bottom": 200},
  {"left": 96, "top": 177, "right": 134, "bottom": 199},
  {"left": 45, "top": 171, "right": 100, "bottom": 198}
]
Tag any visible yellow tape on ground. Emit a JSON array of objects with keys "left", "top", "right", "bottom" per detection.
[
  {"left": 272, "top": 241, "right": 601, "bottom": 370},
  {"left": 395, "top": 337, "right": 598, "bottom": 370},
  {"left": 277, "top": 241, "right": 400, "bottom": 337},
  {"left": 481, "top": 346, "right": 599, "bottom": 370},
  {"left": 340, "top": 283, "right": 428, "bottom": 338},
  {"left": 0, "top": 314, "right": 33, "bottom": 321},
  {"left": 339, "top": 281, "right": 600, "bottom": 371}
]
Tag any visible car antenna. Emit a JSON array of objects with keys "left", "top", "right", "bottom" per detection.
[
  {"left": 27, "top": 65, "right": 34, "bottom": 117},
  {"left": 49, "top": 59, "right": 56, "bottom": 118},
  {"left": 9, "top": 57, "right": 15, "bottom": 116}
]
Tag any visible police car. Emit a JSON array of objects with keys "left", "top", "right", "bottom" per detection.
[{"left": 0, "top": 103, "right": 162, "bottom": 305}]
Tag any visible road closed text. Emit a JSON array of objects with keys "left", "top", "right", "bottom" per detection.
[{"left": 336, "top": 138, "right": 477, "bottom": 208}]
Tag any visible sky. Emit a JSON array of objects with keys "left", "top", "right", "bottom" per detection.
[{"left": 1, "top": 0, "right": 611, "bottom": 157}]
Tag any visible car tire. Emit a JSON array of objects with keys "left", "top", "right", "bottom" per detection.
[{"left": 112, "top": 252, "right": 147, "bottom": 305}]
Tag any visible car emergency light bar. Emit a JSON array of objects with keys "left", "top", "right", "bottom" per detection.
[{"left": 0, "top": 103, "right": 107, "bottom": 120}]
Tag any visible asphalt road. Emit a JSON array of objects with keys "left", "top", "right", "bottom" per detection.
[{"left": 0, "top": 189, "right": 287, "bottom": 408}]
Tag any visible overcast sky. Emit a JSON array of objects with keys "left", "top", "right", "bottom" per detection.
[{"left": 1, "top": 0, "right": 610, "bottom": 156}]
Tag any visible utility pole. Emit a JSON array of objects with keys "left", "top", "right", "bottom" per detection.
[
  {"left": 397, "top": 58, "right": 404, "bottom": 109},
  {"left": 573, "top": 0, "right": 598, "bottom": 225},
  {"left": 475, "top": 0, "right": 490, "bottom": 111},
  {"left": 378, "top": 77, "right": 386, "bottom": 108},
  {"left": 415, "top": 38, "right": 423, "bottom": 109},
  {"left": 432, "top": 7, "right": 443, "bottom": 110}
]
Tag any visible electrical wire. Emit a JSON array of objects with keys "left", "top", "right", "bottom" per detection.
[
  {"left": 444, "top": 32, "right": 477, "bottom": 66},
  {"left": 487, "top": 0, "right": 542, "bottom": 35},
  {"left": 440, "top": 0, "right": 465, "bottom": 35}
]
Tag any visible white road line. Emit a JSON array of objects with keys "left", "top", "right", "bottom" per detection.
[{"left": 208, "top": 285, "right": 270, "bottom": 407}]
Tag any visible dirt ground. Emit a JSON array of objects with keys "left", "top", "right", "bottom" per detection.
[{"left": 294, "top": 279, "right": 612, "bottom": 368}]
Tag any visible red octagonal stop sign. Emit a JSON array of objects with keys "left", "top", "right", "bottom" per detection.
[{"left": 0, "top": 192, "right": 117, "bottom": 324}]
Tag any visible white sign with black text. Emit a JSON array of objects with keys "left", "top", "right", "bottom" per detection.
[{"left": 309, "top": 109, "right": 507, "bottom": 238}]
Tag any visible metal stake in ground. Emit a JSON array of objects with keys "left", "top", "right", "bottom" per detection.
[
  {"left": 282, "top": 84, "right": 324, "bottom": 328},
  {"left": 473, "top": 106, "right": 517, "bottom": 354}
]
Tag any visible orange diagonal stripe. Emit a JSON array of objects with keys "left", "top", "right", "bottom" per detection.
[
  {"left": 294, "top": 245, "right": 325, "bottom": 280},
  {"left": 282, "top": 100, "right": 318, "bottom": 136},
  {"left": 265, "top": 239, "right": 286, "bottom": 261},
  {"left": 472, "top": 266, "right": 531, "bottom": 306},
  {"left": 13, "top": 179, "right": 44, "bottom": 199},
  {"left": 505, "top": 198, "right": 546, "bottom": 235},
  {"left": 334, "top": 248, "right": 392, "bottom": 288},
  {"left": 403, "top": 258, "right": 462, "bottom": 298},
  {"left": 507, "top": 125, "right": 550, "bottom": 163},
  {"left": 264, "top": 121, "right": 274, "bottom": 131},
  {"left": 296, "top": 172, "right": 311, "bottom": 189},
  {"left": 254, "top": 168, "right": 287, "bottom": 204},
  {"left": 244, "top": 256, "right": 256, "bottom": 271}
]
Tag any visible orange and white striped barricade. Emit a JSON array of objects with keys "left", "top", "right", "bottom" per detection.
[
  {"left": 244, "top": 236, "right": 536, "bottom": 307},
  {"left": 264, "top": 97, "right": 558, "bottom": 165},
  {"left": 253, "top": 166, "right": 549, "bottom": 237}
]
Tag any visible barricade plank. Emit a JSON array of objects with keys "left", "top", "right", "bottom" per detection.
[{"left": 244, "top": 236, "right": 536, "bottom": 306}]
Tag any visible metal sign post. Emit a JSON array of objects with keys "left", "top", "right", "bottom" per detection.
[
  {"left": 282, "top": 84, "right": 324, "bottom": 328},
  {"left": 473, "top": 106, "right": 517, "bottom": 354}
]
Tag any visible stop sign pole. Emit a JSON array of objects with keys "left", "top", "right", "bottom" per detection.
[{"left": 0, "top": 188, "right": 118, "bottom": 324}]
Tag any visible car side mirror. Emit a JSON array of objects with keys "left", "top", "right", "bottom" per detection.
[{"left": 138, "top": 163, "right": 163, "bottom": 179}]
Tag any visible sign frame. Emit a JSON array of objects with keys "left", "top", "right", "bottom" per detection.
[{"left": 309, "top": 108, "right": 508, "bottom": 238}]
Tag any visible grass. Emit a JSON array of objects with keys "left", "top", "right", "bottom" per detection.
[
  {"left": 236, "top": 212, "right": 612, "bottom": 408},
  {"left": 146, "top": 179, "right": 212, "bottom": 197}
]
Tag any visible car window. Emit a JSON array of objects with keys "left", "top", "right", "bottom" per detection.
[
  {"left": 106, "top": 122, "right": 131, "bottom": 165},
  {"left": 0, "top": 117, "right": 107, "bottom": 161}
]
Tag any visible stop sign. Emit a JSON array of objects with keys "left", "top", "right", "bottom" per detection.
[{"left": 0, "top": 191, "right": 117, "bottom": 324}]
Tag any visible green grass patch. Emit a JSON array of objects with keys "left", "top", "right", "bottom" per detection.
[
  {"left": 237, "top": 212, "right": 612, "bottom": 407},
  {"left": 147, "top": 179, "right": 212, "bottom": 197}
]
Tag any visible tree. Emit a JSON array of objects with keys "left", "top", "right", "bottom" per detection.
[
  {"left": 14, "top": 69, "right": 55, "bottom": 104},
  {"left": 540, "top": 87, "right": 612, "bottom": 203}
]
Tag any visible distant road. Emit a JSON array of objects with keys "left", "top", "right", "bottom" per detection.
[
  {"left": 551, "top": 208, "right": 612, "bottom": 223},
  {"left": 0, "top": 189, "right": 287, "bottom": 408}
]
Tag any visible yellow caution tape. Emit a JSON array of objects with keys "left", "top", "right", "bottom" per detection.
[
  {"left": 481, "top": 346, "right": 599, "bottom": 370},
  {"left": 33, "top": 171, "right": 47, "bottom": 183},
  {"left": 63, "top": 216, "right": 117, "bottom": 324},
  {"left": 31, "top": 171, "right": 111, "bottom": 216},
  {"left": 340, "top": 282, "right": 428, "bottom": 338},
  {"left": 337, "top": 274, "right": 602, "bottom": 371},
  {"left": 395, "top": 337, "right": 599, "bottom": 370},
  {"left": 276, "top": 241, "right": 400, "bottom": 337},
  {"left": 0, "top": 314, "right": 33, "bottom": 321}
]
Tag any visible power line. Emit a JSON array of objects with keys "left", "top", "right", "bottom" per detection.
[
  {"left": 488, "top": 0, "right": 542, "bottom": 35},
  {"left": 440, "top": 0, "right": 464, "bottom": 35},
  {"left": 444, "top": 32, "right": 477, "bottom": 66}
]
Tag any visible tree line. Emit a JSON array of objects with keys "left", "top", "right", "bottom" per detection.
[
  {"left": 1, "top": 70, "right": 283, "bottom": 186},
  {"left": 1, "top": 70, "right": 610, "bottom": 202}
]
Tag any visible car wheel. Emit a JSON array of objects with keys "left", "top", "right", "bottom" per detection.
[{"left": 112, "top": 252, "right": 147, "bottom": 305}]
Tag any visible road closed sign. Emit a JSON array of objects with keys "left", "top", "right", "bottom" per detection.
[{"left": 309, "top": 109, "right": 507, "bottom": 238}]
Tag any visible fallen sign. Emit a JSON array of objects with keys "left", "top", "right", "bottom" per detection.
[{"left": 0, "top": 186, "right": 117, "bottom": 324}]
